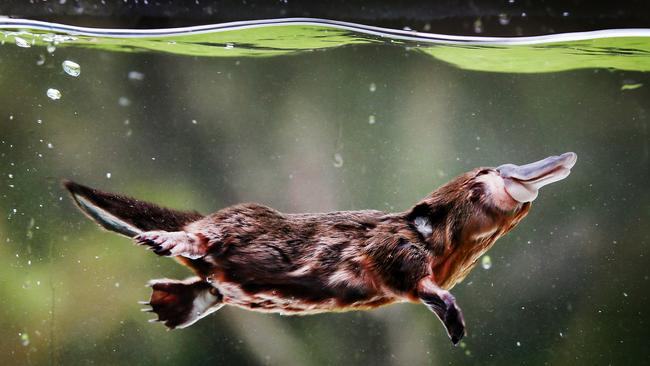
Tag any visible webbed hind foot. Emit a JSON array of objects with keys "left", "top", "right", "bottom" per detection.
[{"left": 141, "top": 277, "right": 223, "bottom": 329}]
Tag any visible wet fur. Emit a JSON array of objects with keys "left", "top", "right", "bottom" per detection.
[{"left": 64, "top": 169, "right": 531, "bottom": 343}]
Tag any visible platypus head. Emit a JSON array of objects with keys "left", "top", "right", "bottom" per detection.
[
  {"left": 496, "top": 152, "right": 578, "bottom": 203},
  {"left": 408, "top": 152, "right": 577, "bottom": 288}
]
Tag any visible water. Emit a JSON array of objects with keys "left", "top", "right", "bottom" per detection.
[{"left": 1, "top": 18, "right": 649, "bottom": 366}]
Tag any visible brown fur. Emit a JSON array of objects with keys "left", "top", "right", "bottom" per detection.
[
  {"left": 64, "top": 168, "right": 532, "bottom": 344},
  {"left": 177, "top": 169, "right": 530, "bottom": 311}
]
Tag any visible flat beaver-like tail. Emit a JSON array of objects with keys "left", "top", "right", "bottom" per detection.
[{"left": 63, "top": 180, "right": 204, "bottom": 237}]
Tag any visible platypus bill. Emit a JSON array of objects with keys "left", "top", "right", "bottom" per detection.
[{"left": 63, "top": 152, "right": 577, "bottom": 345}]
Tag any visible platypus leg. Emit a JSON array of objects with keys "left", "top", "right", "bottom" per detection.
[
  {"left": 134, "top": 231, "right": 207, "bottom": 259},
  {"left": 417, "top": 277, "right": 466, "bottom": 345},
  {"left": 141, "top": 277, "right": 223, "bottom": 329}
]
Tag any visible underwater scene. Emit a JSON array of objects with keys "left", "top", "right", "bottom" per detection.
[{"left": 1, "top": 18, "right": 649, "bottom": 365}]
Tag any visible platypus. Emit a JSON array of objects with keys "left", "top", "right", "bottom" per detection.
[{"left": 63, "top": 152, "right": 576, "bottom": 345}]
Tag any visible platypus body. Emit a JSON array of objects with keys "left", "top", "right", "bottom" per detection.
[{"left": 64, "top": 153, "right": 576, "bottom": 345}]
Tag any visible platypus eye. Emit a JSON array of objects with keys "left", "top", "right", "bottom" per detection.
[
  {"left": 469, "top": 184, "right": 484, "bottom": 202},
  {"left": 476, "top": 169, "right": 491, "bottom": 176}
]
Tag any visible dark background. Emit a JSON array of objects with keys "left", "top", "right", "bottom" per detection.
[{"left": 2, "top": 0, "right": 650, "bottom": 36}]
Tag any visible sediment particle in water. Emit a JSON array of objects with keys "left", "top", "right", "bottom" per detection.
[
  {"left": 118, "top": 97, "right": 131, "bottom": 107},
  {"left": 621, "top": 83, "right": 643, "bottom": 91},
  {"left": 473, "top": 18, "right": 483, "bottom": 33},
  {"left": 333, "top": 153, "right": 344, "bottom": 168},
  {"left": 128, "top": 71, "right": 145, "bottom": 80}
]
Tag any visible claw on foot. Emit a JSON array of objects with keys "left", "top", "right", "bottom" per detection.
[
  {"left": 133, "top": 231, "right": 207, "bottom": 259},
  {"left": 418, "top": 278, "right": 467, "bottom": 345},
  {"left": 144, "top": 277, "right": 223, "bottom": 329}
]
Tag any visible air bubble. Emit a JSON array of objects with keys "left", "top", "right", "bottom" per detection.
[
  {"left": 20, "top": 333, "right": 30, "bottom": 346},
  {"left": 368, "top": 115, "right": 376, "bottom": 124},
  {"left": 481, "top": 255, "right": 492, "bottom": 270},
  {"left": 498, "top": 13, "right": 511, "bottom": 26},
  {"left": 62, "top": 60, "right": 81, "bottom": 77},
  {"left": 46, "top": 88, "right": 61, "bottom": 100},
  {"left": 369, "top": 83, "right": 377, "bottom": 92},
  {"left": 14, "top": 37, "right": 30, "bottom": 48}
]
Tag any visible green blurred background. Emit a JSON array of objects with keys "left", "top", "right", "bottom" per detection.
[{"left": 1, "top": 26, "right": 649, "bottom": 365}]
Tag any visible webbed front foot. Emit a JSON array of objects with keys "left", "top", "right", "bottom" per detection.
[
  {"left": 134, "top": 230, "right": 207, "bottom": 259},
  {"left": 417, "top": 277, "right": 466, "bottom": 345}
]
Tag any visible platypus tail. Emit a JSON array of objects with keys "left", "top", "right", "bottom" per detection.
[{"left": 62, "top": 180, "right": 204, "bottom": 237}]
